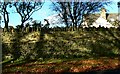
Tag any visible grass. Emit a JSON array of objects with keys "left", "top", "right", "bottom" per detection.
[{"left": 2, "top": 28, "right": 120, "bottom": 73}]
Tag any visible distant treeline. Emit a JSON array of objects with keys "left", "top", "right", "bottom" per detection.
[{"left": 1, "top": 25, "right": 120, "bottom": 34}]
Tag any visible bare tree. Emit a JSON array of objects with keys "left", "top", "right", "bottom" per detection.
[
  {"left": 51, "top": 1, "right": 111, "bottom": 31},
  {"left": 13, "top": 1, "right": 44, "bottom": 28},
  {"left": 0, "top": 2, "right": 11, "bottom": 31}
]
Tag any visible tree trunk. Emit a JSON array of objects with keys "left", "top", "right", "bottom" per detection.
[
  {"left": 21, "top": 20, "right": 25, "bottom": 32},
  {"left": 3, "top": 2, "right": 9, "bottom": 31},
  {"left": 3, "top": 16, "right": 9, "bottom": 31}
]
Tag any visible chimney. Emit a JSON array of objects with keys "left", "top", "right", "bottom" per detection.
[{"left": 100, "top": 8, "right": 106, "bottom": 20}]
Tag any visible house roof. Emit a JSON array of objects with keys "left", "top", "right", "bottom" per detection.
[
  {"left": 107, "top": 13, "right": 119, "bottom": 21},
  {"left": 84, "top": 13, "right": 118, "bottom": 23}
]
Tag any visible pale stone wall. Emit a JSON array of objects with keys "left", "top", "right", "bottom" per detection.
[{"left": 90, "top": 8, "right": 116, "bottom": 28}]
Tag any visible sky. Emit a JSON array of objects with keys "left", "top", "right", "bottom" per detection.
[{"left": 0, "top": 0, "right": 119, "bottom": 28}]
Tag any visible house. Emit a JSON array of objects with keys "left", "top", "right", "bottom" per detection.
[
  {"left": 82, "top": 8, "right": 119, "bottom": 28},
  {"left": 43, "top": 8, "right": 119, "bottom": 28}
]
